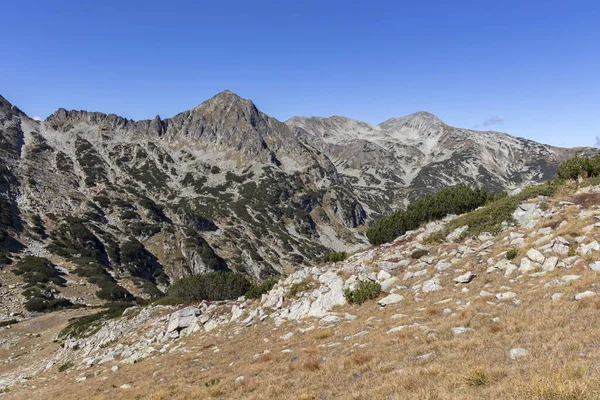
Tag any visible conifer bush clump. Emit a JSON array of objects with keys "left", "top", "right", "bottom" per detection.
[
  {"left": 167, "top": 271, "right": 253, "bottom": 302},
  {"left": 367, "top": 185, "right": 490, "bottom": 245},
  {"left": 344, "top": 281, "right": 381, "bottom": 305}
]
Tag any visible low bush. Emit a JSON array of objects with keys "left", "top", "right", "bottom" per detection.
[
  {"left": 448, "top": 182, "right": 559, "bottom": 236},
  {"left": 506, "top": 248, "right": 518, "bottom": 260},
  {"left": 25, "top": 297, "right": 74, "bottom": 312},
  {"left": 246, "top": 279, "right": 276, "bottom": 299},
  {"left": 411, "top": 249, "right": 429, "bottom": 259},
  {"left": 323, "top": 252, "right": 348, "bottom": 263},
  {"left": 60, "top": 302, "right": 131, "bottom": 339},
  {"left": 167, "top": 272, "right": 252, "bottom": 302},
  {"left": 13, "top": 256, "right": 65, "bottom": 286},
  {"left": 344, "top": 280, "right": 381, "bottom": 305},
  {"left": 367, "top": 185, "right": 490, "bottom": 245},
  {"left": 0, "top": 319, "right": 17, "bottom": 327}
]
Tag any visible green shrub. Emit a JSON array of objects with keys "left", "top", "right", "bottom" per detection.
[
  {"left": 119, "top": 210, "right": 139, "bottom": 220},
  {"left": 422, "top": 231, "right": 446, "bottom": 244},
  {"left": 167, "top": 272, "right": 252, "bottom": 302},
  {"left": 557, "top": 155, "right": 600, "bottom": 182},
  {"left": 449, "top": 182, "right": 559, "bottom": 236},
  {"left": 344, "top": 281, "right": 381, "bottom": 305},
  {"left": 58, "top": 362, "right": 74, "bottom": 372},
  {"left": 411, "top": 249, "right": 429, "bottom": 259},
  {"left": 25, "top": 297, "right": 74, "bottom": 312},
  {"left": 323, "top": 252, "right": 348, "bottom": 263},
  {"left": 246, "top": 279, "right": 276, "bottom": 299},
  {"left": 60, "top": 303, "right": 131, "bottom": 339},
  {"left": 506, "top": 248, "right": 518, "bottom": 260},
  {"left": 367, "top": 185, "right": 490, "bottom": 245},
  {"left": 0, "top": 319, "right": 17, "bottom": 327},
  {"left": 13, "top": 256, "right": 65, "bottom": 286}
]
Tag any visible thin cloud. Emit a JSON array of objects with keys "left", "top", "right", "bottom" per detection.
[
  {"left": 595, "top": 136, "right": 600, "bottom": 147},
  {"left": 32, "top": 116, "right": 42, "bottom": 121},
  {"left": 482, "top": 116, "right": 504, "bottom": 127}
]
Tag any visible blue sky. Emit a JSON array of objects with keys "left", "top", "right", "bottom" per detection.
[{"left": 1, "top": 1, "right": 598, "bottom": 147}]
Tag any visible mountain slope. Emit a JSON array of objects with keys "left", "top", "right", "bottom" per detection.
[
  {"left": 0, "top": 92, "right": 368, "bottom": 313},
  {"left": 287, "top": 112, "right": 590, "bottom": 215},
  {"left": 5, "top": 182, "right": 600, "bottom": 398},
  {"left": 0, "top": 91, "right": 593, "bottom": 317}
]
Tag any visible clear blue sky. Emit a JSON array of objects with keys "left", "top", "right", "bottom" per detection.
[{"left": 1, "top": 1, "right": 598, "bottom": 147}]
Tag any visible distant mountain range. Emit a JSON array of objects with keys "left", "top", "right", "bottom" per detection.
[{"left": 0, "top": 90, "right": 593, "bottom": 303}]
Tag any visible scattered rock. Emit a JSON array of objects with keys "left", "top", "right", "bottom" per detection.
[
  {"left": 510, "top": 348, "right": 528, "bottom": 360},
  {"left": 453, "top": 271, "right": 475, "bottom": 284},
  {"left": 378, "top": 294, "right": 404, "bottom": 306}
]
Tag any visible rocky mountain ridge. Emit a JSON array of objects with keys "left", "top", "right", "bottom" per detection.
[
  {"left": 287, "top": 112, "right": 589, "bottom": 212},
  {"left": 0, "top": 91, "right": 593, "bottom": 316}
]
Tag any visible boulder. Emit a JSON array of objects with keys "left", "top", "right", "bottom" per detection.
[
  {"left": 542, "top": 257, "right": 558, "bottom": 271},
  {"left": 510, "top": 348, "right": 528, "bottom": 360},
  {"left": 378, "top": 294, "right": 404, "bottom": 306},
  {"left": 575, "top": 291, "right": 596, "bottom": 300},
  {"left": 166, "top": 307, "right": 201, "bottom": 334},
  {"left": 423, "top": 279, "right": 441, "bottom": 293},
  {"left": 453, "top": 271, "right": 475, "bottom": 284}
]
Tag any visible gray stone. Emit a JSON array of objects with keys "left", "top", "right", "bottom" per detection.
[
  {"left": 378, "top": 294, "right": 404, "bottom": 306},
  {"left": 575, "top": 291, "right": 596, "bottom": 300},
  {"left": 422, "top": 279, "right": 441, "bottom": 293},
  {"left": 510, "top": 348, "right": 528, "bottom": 360},
  {"left": 453, "top": 271, "right": 475, "bottom": 284}
]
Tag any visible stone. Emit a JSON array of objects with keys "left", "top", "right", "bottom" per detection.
[
  {"left": 526, "top": 248, "right": 545, "bottom": 264},
  {"left": 453, "top": 271, "right": 475, "bottom": 284},
  {"left": 308, "top": 272, "right": 346, "bottom": 318},
  {"left": 120, "top": 384, "right": 132, "bottom": 389},
  {"left": 380, "top": 277, "right": 399, "bottom": 292},
  {"left": 235, "top": 376, "right": 244, "bottom": 384},
  {"left": 280, "top": 332, "right": 294, "bottom": 340},
  {"left": 561, "top": 275, "right": 582, "bottom": 283},
  {"left": 590, "top": 262, "right": 600, "bottom": 272},
  {"left": 319, "top": 315, "right": 343, "bottom": 326},
  {"left": 518, "top": 257, "right": 537, "bottom": 273},
  {"left": 551, "top": 293, "right": 564, "bottom": 302},
  {"left": 496, "top": 292, "right": 517, "bottom": 300},
  {"left": 111, "top": 365, "right": 119, "bottom": 372},
  {"left": 510, "top": 348, "right": 528, "bottom": 360},
  {"left": 377, "top": 270, "right": 391, "bottom": 281},
  {"left": 451, "top": 327, "right": 471, "bottom": 335},
  {"left": 166, "top": 307, "right": 201, "bottom": 334},
  {"left": 378, "top": 294, "right": 404, "bottom": 306},
  {"left": 575, "top": 291, "right": 596, "bottom": 300},
  {"left": 542, "top": 257, "right": 558, "bottom": 271},
  {"left": 422, "top": 279, "right": 441, "bottom": 293}
]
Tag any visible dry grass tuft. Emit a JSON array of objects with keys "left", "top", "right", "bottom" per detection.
[
  {"left": 426, "top": 306, "right": 438, "bottom": 316},
  {"left": 351, "top": 351, "right": 374, "bottom": 366},
  {"left": 464, "top": 368, "right": 490, "bottom": 387},
  {"left": 255, "top": 353, "right": 273, "bottom": 363},
  {"left": 311, "top": 328, "right": 334, "bottom": 340},
  {"left": 304, "top": 358, "right": 321, "bottom": 371},
  {"left": 570, "top": 193, "right": 600, "bottom": 208}
]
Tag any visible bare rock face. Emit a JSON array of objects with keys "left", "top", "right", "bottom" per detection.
[
  {"left": 287, "top": 113, "right": 593, "bottom": 216},
  {"left": 0, "top": 90, "right": 594, "bottom": 313}
]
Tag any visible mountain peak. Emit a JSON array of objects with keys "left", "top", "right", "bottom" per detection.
[{"left": 378, "top": 111, "right": 444, "bottom": 131}]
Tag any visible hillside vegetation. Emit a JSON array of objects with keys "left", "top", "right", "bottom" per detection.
[{"left": 367, "top": 154, "right": 599, "bottom": 246}]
